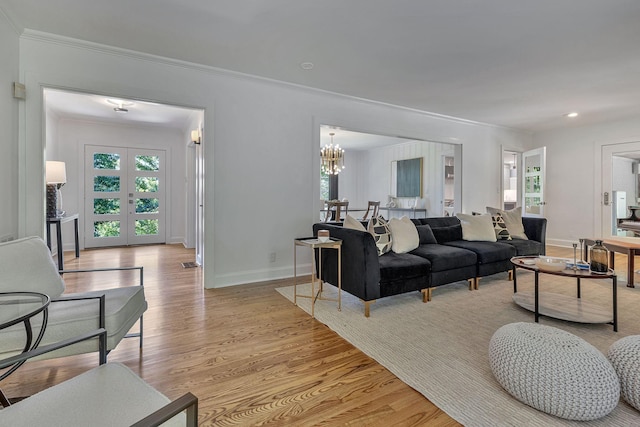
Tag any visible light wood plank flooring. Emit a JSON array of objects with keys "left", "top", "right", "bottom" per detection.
[
  {"left": 4, "top": 244, "right": 623, "bottom": 425},
  {"left": 2, "top": 244, "right": 458, "bottom": 426}
]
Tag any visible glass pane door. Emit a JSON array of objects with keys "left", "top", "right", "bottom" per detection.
[
  {"left": 85, "top": 145, "right": 166, "bottom": 248},
  {"left": 522, "top": 147, "right": 546, "bottom": 217}
]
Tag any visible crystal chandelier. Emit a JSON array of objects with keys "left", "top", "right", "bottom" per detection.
[{"left": 320, "top": 132, "right": 345, "bottom": 175}]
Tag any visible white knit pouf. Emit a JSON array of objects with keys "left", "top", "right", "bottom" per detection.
[
  {"left": 608, "top": 335, "right": 640, "bottom": 411},
  {"left": 489, "top": 322, "right": 620, "bottom": 421}
]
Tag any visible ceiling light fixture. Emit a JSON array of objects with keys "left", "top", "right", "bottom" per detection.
[
  {"left": 321, "top": 132, "right": 345, "bottom": 175},
  {"left": 565, "top": 112, "right": 579, "bottom": 118},
  {"left": 107, "top": 98, "right": 134, "bottom": 113}
]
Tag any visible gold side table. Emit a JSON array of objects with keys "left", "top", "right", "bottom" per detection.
[{"left": 293, "top": 237, "right": 342, "bottom": 317}]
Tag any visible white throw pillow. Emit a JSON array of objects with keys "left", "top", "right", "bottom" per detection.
[
  {"left": 486, "top": 206, "right": 528, "bottom": 240},
  {"left": 388, "top": 216, "right": 420, "bottom": 253},
  {"left": 343, "top": 214, "right": 366, "bottom": 231},
  {"left": 457, "top": 213, "right": 497, "bottom": 242}
]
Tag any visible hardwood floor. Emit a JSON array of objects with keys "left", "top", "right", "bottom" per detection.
[{"left": 2, "top": 244, "right": 459, "bottom": 426}]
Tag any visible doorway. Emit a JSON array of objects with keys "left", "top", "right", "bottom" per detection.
[
  {"left": 502, "top": 151, "right": 519, "bottom": 211},
  {"left": 600, "top": 141, "right": 640, "bottom": 238},
  {"left": 43, "top": 88, "right": 204, "bottom": 256},
  {"left": 84, "top": 145, "right": 166, "bottom": 248}
]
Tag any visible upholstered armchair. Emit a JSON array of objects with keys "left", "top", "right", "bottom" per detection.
[{"left": 0, "top": 236, "right": 147, "bottom": 363}]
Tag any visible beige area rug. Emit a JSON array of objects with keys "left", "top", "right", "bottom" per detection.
[{"left": 277, "top": 272, "right": 640, "bottom": 426}]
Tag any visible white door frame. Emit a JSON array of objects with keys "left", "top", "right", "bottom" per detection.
[{"left": 599, "top": 140, "right": 640, "bottom": 238}]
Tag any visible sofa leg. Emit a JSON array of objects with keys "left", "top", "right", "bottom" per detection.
[
  {"left": 475, "top": 277, "right": 480, "bottom": 290},
  {"left": 508, "top": 270, "right": 514, "bottom": 281},
  {"left": 421, "top": 288, "right": 432, "bottom": 302},
  {"left": 468, "top": 278, "right": 475, "bottom": 290},
  {"left": 363, "top": 300, "right": 375, "bottom": 317}
]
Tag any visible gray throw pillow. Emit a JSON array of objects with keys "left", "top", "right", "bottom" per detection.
[{"left": 416, "top": 225, "right": 437, "bottom": 244}]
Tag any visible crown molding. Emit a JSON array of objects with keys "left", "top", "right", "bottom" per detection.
[
  {"left": 0, "top": 5, "right": 22, "bottom": 36},
  {"left": 20, "top": 29, "right": 521, "bottom": 133}
]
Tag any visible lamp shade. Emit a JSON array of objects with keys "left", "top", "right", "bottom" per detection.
[{"left": 46, "top": 161, "right": 67, "bottom": 184}]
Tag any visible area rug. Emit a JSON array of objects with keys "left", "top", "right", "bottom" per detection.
[{"left": 276, "top": 272, "right": 640, "bottom": 426}]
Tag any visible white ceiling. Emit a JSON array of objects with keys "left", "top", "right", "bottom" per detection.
[
  {"left": 4, "top": 0, "right": 640, "bottom": 132},
  {"left": 44, "top": 89, "right": 201, "bottom": 130}
]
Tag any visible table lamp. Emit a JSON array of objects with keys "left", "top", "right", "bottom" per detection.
[{"left": 46, "top": 161, "right": 67, "bottom": 218}]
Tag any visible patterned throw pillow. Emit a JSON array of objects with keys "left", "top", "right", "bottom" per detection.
[
  {"left": 492, "top": 212, "right": 512, "bottom": 240},
  {"left": 368, "top": 216, "right": 392, "bottom": 256}
]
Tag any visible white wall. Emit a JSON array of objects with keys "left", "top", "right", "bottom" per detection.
[
  {"left": 532, "top": 117, "right": 640, "bottom": 246},
  {"left": 0, "top": 12, "right": 19, "bottom": 242},
  {"left": 338, "top": 140, "right": 456, "bottom": 216},
  {"left": 15, "top": 31, "right": 531, "bottom": 288},
  {"left": 49, "top": 118, "right": 187, "bottom": 248}
]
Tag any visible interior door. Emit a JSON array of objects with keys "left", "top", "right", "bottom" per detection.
[
  {"left": 85, "top": 145, "right": 166, "bottom": 248},
  {"left": 522, "top": 147, "right": 546, "bottom": 217}
]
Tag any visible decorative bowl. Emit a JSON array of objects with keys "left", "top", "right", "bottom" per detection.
[{"left": 535, "top": 257, "right": 567, "bottom": 272}]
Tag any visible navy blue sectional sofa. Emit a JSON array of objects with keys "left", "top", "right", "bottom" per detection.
[{"left": 312, "top": 216, "right": 546, "bottom": 317}]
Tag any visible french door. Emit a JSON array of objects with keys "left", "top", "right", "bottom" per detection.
[{"left": 84, "top": 145, "right": 166, "bottom": 248}]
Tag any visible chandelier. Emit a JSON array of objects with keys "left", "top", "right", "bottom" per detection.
[{"left": 320, "top": 132, "right": 345, "bottom": 175}]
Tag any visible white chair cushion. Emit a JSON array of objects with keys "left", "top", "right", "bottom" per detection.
[
  {"left": 0, "top": 236, "right": 64, "bottom": 297},
  {"left": 0, "top": 362, "right": 183, "bottom": 426},
  {"left": 0, "top": 286, "right": 147, "bottom": 360}
]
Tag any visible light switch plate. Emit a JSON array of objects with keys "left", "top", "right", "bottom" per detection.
[{"left": 13, "top": 82, "right": 26, "bottom": 99}]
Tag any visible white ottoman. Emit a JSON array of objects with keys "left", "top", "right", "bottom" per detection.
[
  {"left": 608, "top": 335, "right": 640, "bottom": 411},
  {"left": 489, "top": 322, "right": 620, "bottom": 421}
]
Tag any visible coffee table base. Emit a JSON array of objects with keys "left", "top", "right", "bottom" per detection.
[{"left": 513, "top": 291, "right": 613, "bottom": 324}]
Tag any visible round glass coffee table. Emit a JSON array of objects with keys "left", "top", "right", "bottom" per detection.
[
  {"left": 511, "top": 256, "right": 618, "bottom": 331},
  {"left": 0, "top": 291, "right": 50, "bottom": 406}
]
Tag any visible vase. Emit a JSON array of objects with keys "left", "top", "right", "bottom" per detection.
[{"left": 589, "top": 240, "right": 609, "bottom": 273}]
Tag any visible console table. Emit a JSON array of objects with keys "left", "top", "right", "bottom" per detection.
[
  {"left": 46, "top": 213, "right": 79, "bottom": 271},
  {"left": 380, "top": 207, "right": 427, "bottom": 219}
]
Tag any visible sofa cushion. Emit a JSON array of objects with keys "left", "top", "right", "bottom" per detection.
[
  {"left": 368, "top": 216, "right": 392, "bottom": 256},
  {"left": 344, "top": 214, "right": 367, "bottom": 231},
  {"left": 492, "top": 212, "right": 512, "bottom": 240},
  {"left": 378, "top": 251, "right": 431, "bottom": 283},
  {"left": 0, "top": 286, "right": 147, "bottom": 361},
  {"left": 487, "top": 206, "right": 528, "bottom": 240},
  {"left": 0, "top": 236, "right": 65, "bottom": 297},
  {"left": 416, "top": 224, "right": 438, "bottom": 244},
  {"left": 388, "top": 216, "right": 419, "bottom": 254},
  {"left": 430, "top": 225, "right": 463, "bottom": 244},
  {"left": 410, "top": 244, "right": 477, "bottom": 272},
  {"left": 503, "top": 238, "right": 542, "bottom": 256},
  {"left": 446, "top": 240, "right": 516, "bottom": 264},
  {"left": 458, "top": 213, "right": 497, "bottom": 242}
]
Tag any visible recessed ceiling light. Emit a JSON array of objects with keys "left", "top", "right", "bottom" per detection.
[
  {"left": 300, "top": 62, "right": 314, "bottom": 70},
  {"left": 565, "top": 112, "right": 579, "bottom": 118}
]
